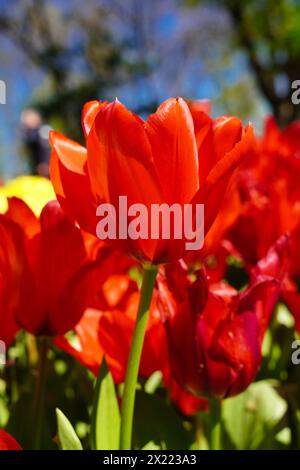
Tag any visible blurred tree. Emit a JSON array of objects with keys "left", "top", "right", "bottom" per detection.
[
  {"left": 0, "top": 0, "right": 271, "bottom": 168},
  {"left": 0, "top": 0, "right": 127, "bottom": 141},
  {"left": 0, "top": 0, "right": 270, "bottom": 177},
  {"left": 96, "top": 0, "right": 243, "bottom": 115},
  {"left": 186, "top": 0, "right": 300, "bottom": 126},
  {"left": 0, "top": 0, "right": 266, "bottom": 125}
]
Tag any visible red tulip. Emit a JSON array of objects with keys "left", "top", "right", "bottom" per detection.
[
  {"left": 157, "top": 236, "right": 288, "bottom": 399},
  {"left": 262, "top": 116, "right": 300, "bottom": 165},
  {"left": 55, "top": 301, "right": 206, "bottom": 416},
  {"left": 55, "top": 249, "right": 205, "bottom": 415},
  {"left": 221, "top": 116, "right": 300, "bottom": 333},
  {"left": 225, "top": 116, "right": 300, "bottom": 268},
  {"left": 0, "top": 214, "right": 28, "bottom": 346},
  {"left": 56, "top": 294, "right": 167, "bottom": 384},
  {"left": 5, "top": 197, "right": 96, "bottom": 336},
  {"left": 226, "top": 174, "right": 296, "bottom": 268},
  {"left": 281, "top": 225, "right": 300, "bottom": 333},
  {"left": 54, "top": 242, "right": 162, "bottom": 378},
  {"left": 163, "top": 371, "right": 208, "bottom": 416},
  {"left": 54, "top": 244, "right": 139, "bottom": 375},
  {"left": 50, "top": 98, "right": 253, "bottom": 264},
  {"left": 0, "top": 429, "right": 22, "bottom": 450}
]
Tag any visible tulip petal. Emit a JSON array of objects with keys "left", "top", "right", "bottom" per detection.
[
  {"left": 87, "top": 99, "right": 162, "bottom": 207},
  {"left": 145, "top": 97, "right": 199, "bottom": 204},
  {"left": 0, "top": 215, "right": 25, "bottom": 345},
  {"left": 187, "top": 103, "right": 212, "bottom": 159},
  {"left": 200, "top": 124, "right": 255, "bottom": 233},
  {"left": 187, "top": 99, "right": 211, "bottom": 116},
  {"left": 166, "top": 375, "right": 208, "bottom": 416},
  {"left": 54, "top": 309, "right": 103, "bottom": 377},
  {"left": 6, "top": 197, "right": 40, "bottom": 238},
  {"left": 87, "top": 100, "right": 165, "bottom": 261},
  {"left": 16, "top": 201, "right": 87, "bottom": 335},
  {"left": 50, "top": 131, "right": 97, "bottom": 235},
  {"left": 238, "top": 279, "right": 280, "bottom": 342},
  {"left": 213, "top": 116, "right": 243, "bottom": 163},
  {"left": 211, "top": 309, "right": 261, "bottom": 398},
  {"left": 282, "top": 290, "right": 300, "bottom": 333},
  {"left": 82, "top": 100, "right": 107, "bottom": 138},
  {"left": 0, "top": 430, "right": 22, "bottom": 450},
  {"left": 251, "top": 234, "right": 290, "bottom": 282}
]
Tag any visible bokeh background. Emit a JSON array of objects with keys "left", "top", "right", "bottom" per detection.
[
  {"left": 1, "top": 0, "right": 300, "bottom": 178},
  {"left": 1, "top": 0, "right": 300, "bottom": 451}
]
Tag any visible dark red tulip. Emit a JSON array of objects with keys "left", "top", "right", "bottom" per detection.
[
  {"left": 157, "top": 236, "right": 288, "bottom": 399},
  {"left": 281, "top": 225, "right": 300, "bottom": 333},
  {"left": 0, "top": 429, "right": 22, "bottom": 450},
  {"left": 0, "top": 214, "right": 28, "bottom": 346}
]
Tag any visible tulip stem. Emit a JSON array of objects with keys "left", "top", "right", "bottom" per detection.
[
  {"left": 33, "top": 336, "right": 50, "bottom": 450},
  {"left": 209, "top": 398, "right": 222, "bottom": 450},
  {"left": 119, "top": 264, "right": 158, "bottom": 450}
]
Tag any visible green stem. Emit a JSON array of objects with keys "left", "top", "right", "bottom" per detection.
[
  {"left": 209, "top": 398, "right": 221, "bottom": 450},
  {"left": 119, "top": 264, "right": 158, "bottom": 450},
  {"left": 33, "top": 336, "right": 49, "bottom": 450}
]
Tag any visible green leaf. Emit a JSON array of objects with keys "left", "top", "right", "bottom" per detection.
[
  {"left": 90, "top": 357, "right": 120, "bottom": 450},
  {"left": 56, "top": 408, "right": 83, "bottom": 450},
  {"left": 223, "top": 380, "right": 287, "bottom": 450},
  {"left": 141, "top": 441, "right": 161, "bottom": 450},
  {"left": 144, "top": 371, "right": 162, "bottom": 394}
]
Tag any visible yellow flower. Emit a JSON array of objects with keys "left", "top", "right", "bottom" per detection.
[{"left": 0, "top": 176, "right": 55, "bottom": 216}]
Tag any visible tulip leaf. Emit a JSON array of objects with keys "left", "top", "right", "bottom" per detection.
[
  {"left": 56, "top": 408, "right": 83, "bottom": 450},
  {"left": 90, "top": 357, "right": 120, "bottom": 450},
  {"left": 141, "top": 441, "right": 161, "bottom": 450},
  {"left": 222, "top": 380, "right": 287, "bottom": 449}
]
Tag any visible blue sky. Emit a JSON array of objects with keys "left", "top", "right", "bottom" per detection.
[{"left": 0, "top": 0, "right": 269, "bottom": 179}]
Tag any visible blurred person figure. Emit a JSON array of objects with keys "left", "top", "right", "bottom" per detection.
[{"left": 20, "top": 109, "right": 51, "bottom": 177}]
